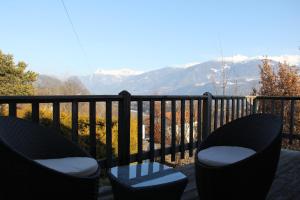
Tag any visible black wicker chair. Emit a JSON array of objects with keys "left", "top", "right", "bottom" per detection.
[
  {"left": 0, "top": 116, "right": 100, "bottom": 200},
  {"left": 195, "top": 114, "right": 282, "bottom": 200}
]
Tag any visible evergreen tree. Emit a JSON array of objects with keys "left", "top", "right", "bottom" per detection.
[{"left": 0, "top": 50, "right": 37, "bottom": 95}]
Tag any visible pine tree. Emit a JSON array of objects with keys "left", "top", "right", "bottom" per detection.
[{"left": 0, "top": 50, "right": 37, "bottom": 95}]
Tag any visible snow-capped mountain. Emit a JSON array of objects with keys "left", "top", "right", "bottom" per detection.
[
  {"left": 78, "top": 55, "right": 300, "bottom": 95},
  {"left": 94, "top": 68, "right": 143, "bottom": 77}
]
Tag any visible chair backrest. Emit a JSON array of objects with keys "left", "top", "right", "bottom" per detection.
[
  {"left": 0, "top": 116, "right": 87, "bottom": 160},
  {"left": 201, "top": 114, "right": 282, "bottom": 152}
]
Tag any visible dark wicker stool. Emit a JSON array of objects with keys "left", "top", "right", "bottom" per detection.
[{"left": 108, "top": 162, "right": 188, "bottom": 200}]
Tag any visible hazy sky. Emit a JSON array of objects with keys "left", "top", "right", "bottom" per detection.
[{"left": 0, "top": 0, "right": 299, "bottom": 76}]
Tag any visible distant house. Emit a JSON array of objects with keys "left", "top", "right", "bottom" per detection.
[{"left": 142, "top": 111, "right": 198, "bottom": 146}]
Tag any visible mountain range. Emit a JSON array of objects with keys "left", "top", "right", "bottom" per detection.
[{"left": 37, "top": 55, "right": 300, "bottom": 95}]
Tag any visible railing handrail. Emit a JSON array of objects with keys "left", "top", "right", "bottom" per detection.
[
  {"left": 5, "top": 94, "right": 300, "bottom": 101},
  {"left": 212, "top": 95, "right": 249, "bottom": 99},
  {"left": 0, "top": 95, "right": 123, "bottom": 103},
  {"left": 256, "top": 96, "right": 300, "bottom": 100},
  {"left": 0, "top": 94, "right": 208, "bottom": 103},
  {"left": 131, "top": 95, "right": 207, "bottom": 101}
]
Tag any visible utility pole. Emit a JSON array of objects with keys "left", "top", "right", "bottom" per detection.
[
  {"left": 218, "top": 36, "right": 227, "bottom": 95},
  {"left": 210, "top": 69, "right": 218, "bottom": 95},
  {"left": 233, "top": 80, "right": 239, "bottom": 95},
  {"left": 221, "top": 55, "right": 227, "bottom": 95}
]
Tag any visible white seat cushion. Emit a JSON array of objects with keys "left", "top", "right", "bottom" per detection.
[
  {"left": 197, "top": 146, "right": 256, "bottom": 167},
  {"left": 34, "top": 157, "right": 98, "bottom": 177}
]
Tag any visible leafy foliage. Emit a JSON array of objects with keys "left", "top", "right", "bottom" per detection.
[
  {"left": 0, "top": 50, "right": 37, "bottom": 95},
  {"left": 258, "top": 58, "right": 300, "bottom": 149},
  {"left": 16, "top": 104, "right": 138, "bottom": 159},
  {"left": 259, "top": 58, "right": 300, "bottom": 96}
]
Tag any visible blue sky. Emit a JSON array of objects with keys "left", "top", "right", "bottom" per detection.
[{"left": 0, "top": 0, "right": 299, "bottom": 76}]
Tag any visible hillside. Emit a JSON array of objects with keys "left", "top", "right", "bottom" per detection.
[{"left": 35, "top": 75, "right": 90, "bottom": 95}]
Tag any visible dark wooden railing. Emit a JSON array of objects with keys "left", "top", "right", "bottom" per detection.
[
  {"left": 0, "top": 92, "right": 299, "bottom": 168},
  {"left": 211, "top": 95, "right": 255, "bottom": 132},
  {"left": 128, "top": 93, "right": 208, "bottom": 166},
  {"left": 253, "top": 96, "right": 300, "bottom": 145},
  {"left": 2, "top": 95, "right": 122, "bottom": 164}
]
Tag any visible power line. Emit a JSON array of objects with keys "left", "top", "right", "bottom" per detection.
[{"left": 60, "top": 0, "right": 91, "bottom": 69}]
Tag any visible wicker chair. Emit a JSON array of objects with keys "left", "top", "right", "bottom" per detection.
[
  {"left": 0, "top": 116, "right": 100, "bottom": 200},
  {"left": 195, "top": 114, "right": 282, "bottom": 200}
]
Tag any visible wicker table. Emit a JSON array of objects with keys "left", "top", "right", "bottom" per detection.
[{"left": 108, "top": 162, "right": 188, "bottom": 200}]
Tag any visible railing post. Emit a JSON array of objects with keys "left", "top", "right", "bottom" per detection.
[
  {"left": 89, "top": 101, "right": 96, "bottom": 158},
  {"left": 53, "top": 102, "right": 60, "bottom": 129},
  {"left": 118, "top": 90, "right": 131, "bottom": 166},
  {"left": 71, "top": 101, "right": 78, "bottom": 144},
  {"left": 202, "top": 92, "right": 212, "bottom": 142},
  {"left": 9, "top": 102, "right": 16, "bottom": 117},
  {"left": 32, "top": 102, "right": 39, "bottom": 123},
  {"left": 253, "top": 97, "right": 257, "bottom": 114}
]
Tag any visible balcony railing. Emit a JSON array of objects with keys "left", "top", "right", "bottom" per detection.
[
  {"left": 0, "top": 92, "right": 298, "bottom": 168},
  {"left": 254, "top": 96, "right": 300, "bottom": 145}
]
